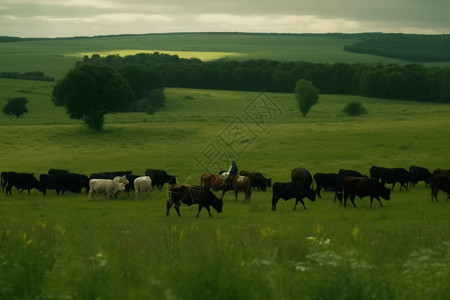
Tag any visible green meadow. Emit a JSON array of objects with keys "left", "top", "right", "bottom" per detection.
[
  {"left": 0, "top": 33, "right": 436, "bottom": 80},
  {"left": 1, "top": 76, "right": 450, "bottom": 299}
]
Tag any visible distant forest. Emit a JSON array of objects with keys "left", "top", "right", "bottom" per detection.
[
  {"left": 83, "top": 52, "right": 450, "bottom": 103},
  {"left": 344, "top": 33, "right": 450, "bottom": 62}
]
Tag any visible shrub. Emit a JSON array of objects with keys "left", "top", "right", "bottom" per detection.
[{"left": 342, "top": 101, "right": 367, "bottom": 116}]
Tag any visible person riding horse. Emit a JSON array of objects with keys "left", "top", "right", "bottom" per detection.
[{"left": 224, "top": 161, "right": 238, "bottom": 187}]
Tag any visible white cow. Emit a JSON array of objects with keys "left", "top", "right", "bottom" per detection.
[
  {"left": 89, "top": 179, "right": 125, "bottom": 200},
  {"left": 134, "top": 176, "right": 152, "bottom": 200}
]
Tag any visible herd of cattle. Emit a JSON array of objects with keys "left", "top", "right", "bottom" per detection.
[{"left": 1, "top": 166, "right": 449, "bottom": 217}]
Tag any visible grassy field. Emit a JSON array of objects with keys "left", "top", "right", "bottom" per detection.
[
  {"left": 1, "top": 78, "right": 450, "bottom": 299},
  {"left": 1, "top": 33, "right": 441, "bottom": 80}
]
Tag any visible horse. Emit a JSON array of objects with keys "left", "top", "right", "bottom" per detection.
[{"left": 201, "top": 173, "right": 251, "bottom": 201}]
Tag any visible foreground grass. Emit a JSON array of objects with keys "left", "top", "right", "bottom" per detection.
[{"left": 1, "top": 80, "right": 449, "bottom": 299}]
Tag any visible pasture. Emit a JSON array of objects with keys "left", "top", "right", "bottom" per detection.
[
  {"left": 0, "top": 33, "right": 436, "bottom": 80},
  {"left": 1, "top": 78, "right": 450, "bottom": 299}
]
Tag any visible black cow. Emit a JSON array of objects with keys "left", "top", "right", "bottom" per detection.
[
  {"left": 145, "top": 169, "right": 177, "bottom": 190},
  {"left": 90, "top": 171, "right": 132, "bottom": 180},
  {"left": 1, "top": 171, "right": 10, "bottom": 191},
  {"left": 64, "top": 173, "right": 90, "bottom": 193},
  {"left": 239, "top": 171, "right": 272, "bottom": 191},
  {"left": 369, "top": 166, "right": 388, "bottom": 182},
  {"left": 380, "top": 168, "right": 411, "bottom": 191},
  {"left": 343, "top": 176, "right": 391, "bottom": 207},
  {"left": 40, "top": 173, "right": 68, "bottom": 195},
  {"left": 430, "top": 169, "right": 450, "bottom": 201},
  {"left": 291, "top": 167, "right": 312, "bottom": 187},
  {"left": 123, "top": 174, "right": 144, "bottom": 197},
  {"left": 5, "top": 172, "right": 41, "bottom": 196},
  {"left": 339, "top": 169, "right": 364, "bottom": 178},
  {"left": 271, "top": 181, "right": 316, "bottom": 211},
  {"left": 409, "top": 166, "right": 431, "bottom": 187},
  {"left": 48, "top": 169, "right": 69, "bottom": 176},
  {"left": 167, "top": 184, "right": 223, "bottom": 217},
  {"left": 313, "top": 173, "right": 343, "bottom": 202}
]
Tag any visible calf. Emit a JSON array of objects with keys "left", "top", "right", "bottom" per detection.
[
  {"left": 167, "top": 184, "right": 223, "bottom": 217},
  {"left": 5, "top": 172, "right": 41, "bottom": 196},
  {"left": 239, "top": 171, "right": 272, "bottom": 191},
  {"left": 369, "top": 166, "right": 388, "bottom": 182},
  {"left": 291, "top": 167, "right": 312, "bottom": 187},
  {"left": 88, "top": 179, "right": 125, "bottom": 200},
  {"left": 313, "top": 173, "right": 343, "bottom": 202},
  {"left": 145, "top": 169, "right": 177, "bottom": 190},
  {"left": 339, "top": 169, "right": 364, "bottom": 178},
  {"left": 134, "top": 176, "right": 152, "bottom": 200},
  {"left": 343, "top": 176, "right": 391, "bottom": 207},
  {"left": 430, "top": 172, "right": 450, "bottom": 202},
  {"left": 380, "top": 168, "right": 411, "bottom": 191},
  {"left": 409, "top": 166, "right": 431, "bottom": 187},
  {"left": 272, "top": 181, "right": 316, "bottom": 211}
]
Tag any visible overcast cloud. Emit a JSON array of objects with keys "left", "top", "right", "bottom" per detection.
[{"left": 1, "top": 0, "right": 449, "bottom": 37}]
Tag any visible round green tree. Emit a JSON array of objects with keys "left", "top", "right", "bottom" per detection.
[
  {"left": 3, "top": 97, "right": 28, "bottom": 118},
  {"left": 294, "top": 79, "right": 319, "bottom": 117},
  {"left": 52, "top": 64, "right": 134, "bottom": 131}
]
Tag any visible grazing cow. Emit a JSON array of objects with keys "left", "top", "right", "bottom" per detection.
[
  {"left": 339, "top": 169, "right": 365, "bottom": 178},
  {"left": 409, "top": 166, "right": 431, "bottom": 187},
  {"left": 1, "top": 171, "right": 10, "bottom": 191},
  {"left": 201, "top": 173, "right": 252, "bottom": 201},
  {"left": 5, "top": 172, "right": 41, "bottom": 196},
  {"left": 369, "top": 166, "right": 388, "bottom": 182},
  {"left": 343, "top": 176, "right": 391, "bottom": 207},
  {"left": 239, "top": 171, "right": 272, "bottom": 191},
  {"left": 380, "top": 168, "right": 411, "bottom": 191},
  {"left": 430, "top": 169, "right": 450, "bottom": 201},
  {"left": 145, "top": 169, "right": 177, "bottom": 190},
  {"left": 272, "top": 181, "right": 316, "bottom": 210},
  {"left": 291, "top": 168, "right": 312, "bottom": 187},
  {"left": 134, "top": 176, "right": 152, "bottom": 200},
  {"left": 88, "top": 179, "right": 125, "bottom": 200},
  {"left": 121, "top": 174, "right": 141, "bottom": 197},
  {"left": 313, "top": 173, "right": 343, "bottom": 202},
  {"left": 48, "top": 169, "right": 69, "bottom": 176},
  {"left": 167, "top": 184, "right": 223, "bottom": 217},
  {"left": 40, "top": 173, "right": 69, "bottom": 195},
  {"left": 90, "top": 171, "right": 132, "bottom": 180},
  {"left": 65, "top": 173, "right": 90, "bottom": 193}
]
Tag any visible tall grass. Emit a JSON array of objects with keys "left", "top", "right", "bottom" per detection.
[{"left": 0, "top": 81, "right": 449, "bottom": 299}]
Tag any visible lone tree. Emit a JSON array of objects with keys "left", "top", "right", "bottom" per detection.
[
  {"left": 3, "top": 97, "right": 28, "bottom": 118},
  {"left": 52, "top": 63, "right": 134, "bottom": 131},
  {"left": 295, "top": 79, "right": 319, "bottom": 117}
]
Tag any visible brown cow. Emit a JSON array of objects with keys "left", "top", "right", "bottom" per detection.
[
  {"left": 167, "top": 184, "right": 223, "bottom": 217},
  {"left": 291, "top": 168, "right": 312, "bottom": 187},
  {"left": 430, "top": 170, "right": 450, "bottom": 202},
  {"left": 201, "top": 173, "right": 251, "bottom": 201},
  {"left": 343, "top": 176, "right": 391, "bottom": 207}
]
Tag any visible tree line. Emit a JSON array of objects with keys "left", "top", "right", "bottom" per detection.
[
  {"left": 83, "top": 52, "right": 450, "bottom": 103},
  {"left": 0, "top": 71, "right": 54, "bottom": 82},
  {"left": 344, "top": 33, "right": 450, "bottom": 62}
]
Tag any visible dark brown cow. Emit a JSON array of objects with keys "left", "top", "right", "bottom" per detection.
[
  {"left": 201, "top": 173, "right": 251, "bottom": 201},
  {"left": 430, "top": 169, "right": 450, "bottom": 202},
  {"left": 167, "top": 184, "right": 223, "bottom": 217},
  {"left": 291, "top": 167, "right": 312, "bottom": 187},
  {"left": 343, "top": 176, "right": 391, "bottom": 207}
]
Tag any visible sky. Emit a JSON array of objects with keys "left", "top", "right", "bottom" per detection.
[{"left": 1, "top": 0, "right": 449, "bottom": 38}]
